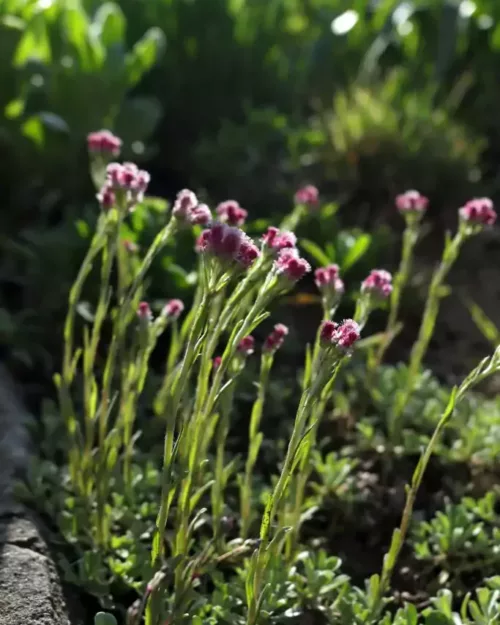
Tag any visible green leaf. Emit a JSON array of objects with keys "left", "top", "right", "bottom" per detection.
[
  {"left": 465, "top": 298, "right": 500, "bottom": 347},
  {"left": 341, "top": 233, "right": 371, "bottom": 271},
  {"left": 424, "top": 611, "right": 453, "bottom": 625},
  {"left": 14, "top": 13, "right": 51, "bottom": 65},
  {"left": 21, "top": 116, "right": 44, "bottom": 147},
  {"left": 94, "top": 612, "right": 118, "bottom": 625},
  {"left": 300, "top": 239, "right": 332, "bottom": 266},
  {"left": 94, "top": 2, "right": 125, "bottom": 49},
  {"left": 126, "top": 28, "right": 166, "bottom": 87}
]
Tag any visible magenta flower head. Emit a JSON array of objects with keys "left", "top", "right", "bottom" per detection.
[
  {"left": 459, "top": 198, "right": 497, "bottom": 230},
  {"left": 361, "top": 269, "right": 393, "bottom": 299},
  {"left": 213, "top": 356, "right": 222, "bottom": 371},
  {"left": 261, "top": 227, "right": 297, "bottom": 254},
  {"left": 216, "top": 200, "right": 248, "bottom": 227},
  {"left": 264, "top": 324, "right": 289, "bottom": 353},
  {"left": 319, "top": 320, "right": 338, "bottom": 345},
  {"left": 189, "top": 203, "right": 212, "bottom": 226},
  {"left": 197, "top": 222, "right": 260, "bottom": 270},
  {"left": 315, "top": 265, "right": 345, "bottom": 295},
  {"left": 163, "top": 299, "right": 184, "bottom": 320},
  {"left": 87, "top": 130, "right": 122, "bottom": 157},
  {"left": 137, "top": 301, "right": 153, "bottom": 322},
  {"left": 332, "top": 319, "right": 360, "bottom": 351},
  {"left": 96, "top": 183, "right": 116, "bottom": 211},
  {"left": 238, "top": 335, "right": 255, "bottom": 356},
  {"left": 274, "top": 248, "right": 311, "bottom": 283},
  {"left": 395, "top": 190, "right": 428, "bottom": 218},
  {"left": 105, "top": 162, "right": 150, "bottom": 208},
  {"left": 294, "top": 185, "right": 319, "bottom": 207},
  {"left": 172, "top": 189, "right": 199, "bottom": 221}
]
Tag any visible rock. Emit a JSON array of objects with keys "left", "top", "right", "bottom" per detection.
[{"left": 0, "top": 515, "right": 76, "bottom": 625}]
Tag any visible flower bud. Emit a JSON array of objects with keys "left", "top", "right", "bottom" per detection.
[
  {"left": 87, "top": 129, "right": 122, "bottom": 157},
  {"left": 264, "top": 324, "right": 289, "bottom": 352},
  {"left": 459, "top": 198, "right": 497, "bottom": 228},
  {"left": 261, "top": 227, "right": 297, "bottom": 253},
  {"left": 361, "top": 269, "right": 393, "bottom": 299},
  {"left": 294, "top": 185, "right": 319, "bottom": 207},
  {"left": 216, "top": 200, "right": 248, "bottom": 226},
  {"left": 137, "top": 301, "right": 153, "bottom": 322},
  {"left": 238, "top": 335, "right": 255, "bottom": 356},
  {"left": 274, "top": 248, "right": 311, "bottom": 282},
  {"left": 332, "top": 319, "right": 360, "bottom": 351},
  {"left": 395, "top": 190, "right": 428, "bottom": 216},
  {"left": 163, "top": 299, "right": 184, "bottom": 320}
]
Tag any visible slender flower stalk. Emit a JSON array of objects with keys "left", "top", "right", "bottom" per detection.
[{"left": 389, "top": 199, "right": 496, "bottom": 441}]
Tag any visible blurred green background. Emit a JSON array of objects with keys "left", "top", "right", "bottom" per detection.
[{"left": 1, "top": 0, "right": 499, "bottom": 393}]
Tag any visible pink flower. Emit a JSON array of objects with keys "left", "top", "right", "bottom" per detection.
[
  {"left": 332, "top": 319, "right": 360, "bottom": 350},
  {"left": 189, "top": 203, "right": 212, "bottom": 226},
  {"left": 395, "top": 190, "right": 428, "bottom": 215},
  {"left": 163, "top": 299, "right": 184, "bottom": 320},
  {"left": 96, "top": 184, "right": 115, "bottom": 210},
  {"left": 137, "top": 301, "right": 152, "bottom": 321},
  {"left": 294, "top": 185, "right": 319, "bottom": 207},
  {"left": 459, "top": 198, "right": 497, "bottom": 227},
  {"left": 213, "top": 356, "right": 222, "bottom": 370},
  {"left": 105, "top": 162, "right": 150, "bottom": 206},
  {"left": 216, "top": 200, "right": 248, "bottom": 226},
  {"left": 261, "top": 227, "right": 297, "bottom": 252},
  {"left": 238, "top": 335, "right": 255, "bottom": 356},
  {"left": 361, "top": 269, "right": 393, "bottom": 299},
  {"left": 123, "top": 239, "right": 139, "bottom": 253},
  {"left": 315, "top": 265, "right": 345, "bottom": 295},
  {"left": 319, "top": 320, "right": 338, "bottom": 344},
  {"left": 264, "top": 324, "right": 289, "bottom": 352},
  {"left": 173, "top": 189, "right": 199, "bottom": 221},
  {"left": 274, "top": 248, "right": 311, "bottom": 282},
  {"left": 87, "top": 129, "right": 122, "bottom": 157},
  {"left": 197, "top": 223, "right": 260, "bottom": 269}
]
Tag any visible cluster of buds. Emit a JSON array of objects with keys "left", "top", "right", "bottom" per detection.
[
  {"left": 261, "top": 227, "right": 297, "bottom": 253},
  {"left": 172, "top": 189, "right": 212, "bottom": 226},
  {"left": 396, "top": 190, "right": 428, "bottom": 220},
  {"left": 315, "top": 264, "right": 344, "bottom": 311},
  {"left": 98, "top": 162, "right": 150, "bottom": 211},
  {"left": 238, "top": 335, "right": 255, "bottom": 356},
  {"left": 196, "top": 222, "right": 260, "bottom": 270},
  {"left": 162, "top": 299, "right": 184, "bottom": 321},
  {"left": 320, "top": 319, "right": 360, "bottom": 353},
  {"left": 216, "top": 200, "right": 248, "bottom": 227},
  {"left": 294, "top": 185, "right": 319, "bottom": 207},
  {"left": 459, "top": 198, "right": 497, "bottom": 230},
  {"left": 137, "top": 301, "right": 153, "bottom": 323},
  {"left": 264, "top": 324, "right": 289, "bottom": 353},
  {"left": 87, "top": 129, "right": 122, "bottom": 158},
  {"left": 361, "top": 269, "right": 393, "bottom": 300},
  {"left": 274, "top": 248, "right": 311, "bottom": 283}
]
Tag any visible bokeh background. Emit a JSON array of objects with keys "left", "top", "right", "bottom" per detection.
[{"left": 1, "top": 0, "right": 500, "bottom": 399}]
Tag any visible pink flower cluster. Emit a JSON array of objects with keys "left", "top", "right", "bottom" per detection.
[
  {"left": 395, "top": 190, "right": 428, "bottom": 215},
  {"left": 197, "top": 223, "right": 260, "bottom": 269},
  {"left": 163, "top": 299, "right": 184, "bottom": 320},
  {"left": 315, "top": 264, "right": 344, "bottom": 295},
  {"left": 87, "top": 130, "right": 122, "bottom": 157},
  {"left": 295, "top": 185, "right": 319, "bottom": 207},
  {"left": 361, "top": 269, "right": 393, "bottom": 299},
  {"left": 216, "top": 200, "right": 248, "bottom": 227},
  {"left": 172, "top": 189, "right": 212, "bottom": 226},
  {"left": 320, "top": 319, "right": 360, "bottom": 351},
  {"left": 264, "top": 324, "right": 289, "bottom": 352},
  {"left": 238, "top": 335, "right": 255, "bottom": 356},
  {"left": 459, "top": 198, "right": 497, "bottom": 227},
  {"left": 262, "top": 227, "right": 297, "bottom": 252},
  {"left": 274, "top": 248, "right": 311, "bottom": 282},
  {"left": 98, "top": 162, "right": 150, "bottom": 210}
]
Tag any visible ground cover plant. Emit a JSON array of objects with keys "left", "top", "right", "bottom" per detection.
[{"left": 24, "top": 131, "right": 500, "bottom": 625}]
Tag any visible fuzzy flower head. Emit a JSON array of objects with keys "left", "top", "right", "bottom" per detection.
[
  {"left": 216, "top": 200, "right": 248, "bottom": 227},
  {"left": 163, "top": 299, "right": 184, "bottom": 320},
  {"left": 315, "top": 264, "right": 345, "bottom": 295},
  {"left": 189, "top": 203, "right": 212, "bottom": 226},
  {"left": 395, "top": 190, "right": 428, "bottom": 219},
  {"left": 173, "top": 189, "right": 199, "bottom": 221},
  {"left": 361, "top": 269, "right": 393, "bottom": 299},
  {"left": 105, "top": 162, "right": 150, "bottom": 209},
  {"left": 264, "top": 324, "right": 289, "bottom": 353},
  {"left": 238, "top": 335, "right": 255, "bottom": 356},
  {"left": 274, "top": 248, "right": 311, "bottom": 283},
  {"left": 294, "top": 185, "right": 319, "bottom": 207},
  {"left": 261, "top": 227, "right": 297, "bottom": 254},
  {"left": 87, "top": 130, "right": 122, "bottom": 157},
  {"left": 96, "top": 184, "right": 116, "bottom": 211},
  {"left": 333, "top": 319, "right": 361, "bottom": 351},
  {"left": 137, "top": 301, "right": 153, "bottom": 322},
  {"left": 196, "top": 222, "right": 260, "bottom": 270},
  {"left": 459, "top": 198, "right": 497, "bottom": 231}
]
